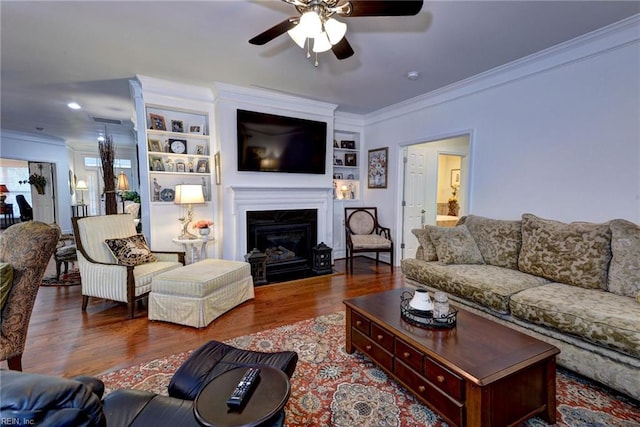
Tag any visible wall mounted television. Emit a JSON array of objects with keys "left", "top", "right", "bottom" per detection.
[{"left": 237, "top": 109, "right": 327, "bottom": 174}]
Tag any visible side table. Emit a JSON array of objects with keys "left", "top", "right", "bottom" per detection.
[
  {"left": 172, "top": 237, "right": 213, "bottom": 264},
  {"left": 0, "top": 203, "right": 15, "bottom": 228},
  {"left": 194, "top": 365, "right": 291, "bottom": 427}
]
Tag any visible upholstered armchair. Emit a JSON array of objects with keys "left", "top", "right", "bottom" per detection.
[
  {"left": 72, "top": 214, "right": 185, "bottom": 319},
  {"left": 344, "top": 207, "right": 394, "bottom": 273},
  {"left": 0, "top": 221, "right": 60, "bottom": 370}
]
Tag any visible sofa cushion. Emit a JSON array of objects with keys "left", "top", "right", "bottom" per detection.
[
  {"left": 425, "top": 225, "right": 484, "bottom": 265},
  {"left": 401, "top": 258, "right": 549, "bottom": 314},
  {"left": 459, "top": 215, "right": 522, "bottom": 269},
  {"left": 411, "top": 229, "right": 437, "bottom": 261},
  {"left": 518, "top": 214, "right": 611, "bottom": 290},
  {"left": 510, "top": 283, "right": 640, "bottom": 358},
  {"left": 104, "top": 235, "right": 157, "bottom": 267},
  {"left": 608, "top": 219, "right": 640, "bottom": 299}
]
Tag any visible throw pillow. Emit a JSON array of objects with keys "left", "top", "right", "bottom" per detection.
[
  {"left": 411, "top": 228, "right": 437, "bottom": 261},
  {"left": 0, "top": 262, "right": 13, "bottom": 311},
  {"left": 104, "top": 235, "right": 157, "bottom": 267},
  {"left": 518, "top": 214, "right": 611, "bottom": 290},
  {"left": 425, "top": 225, "right": 484, "bottom": 265},
  {"left": 608, "top": 219, "right": 640, "bottom": 298},
  {"left": 462, "top": 215, "right": 522, "bottom": 269}
]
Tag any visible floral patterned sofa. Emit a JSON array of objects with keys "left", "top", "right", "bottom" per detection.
[{"left": 401, "top": 213, "right": 640, "bottom": 399}]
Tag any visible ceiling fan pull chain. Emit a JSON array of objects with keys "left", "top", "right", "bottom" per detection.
[{"left": 306, "top": 38, "right": 311, "bottom": 58}]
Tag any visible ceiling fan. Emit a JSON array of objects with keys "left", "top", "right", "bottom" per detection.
[{"left": 249, "top": 0, "right": 424, "bottom": 65}]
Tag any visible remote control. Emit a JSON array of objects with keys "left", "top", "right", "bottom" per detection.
[{"left": 226, "top": 367, "right": 261, "bottom": 409}]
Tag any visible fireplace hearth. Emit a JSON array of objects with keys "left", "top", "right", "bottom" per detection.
[{"left": 246, "top": 209, "right": 317, "bottom": 283}]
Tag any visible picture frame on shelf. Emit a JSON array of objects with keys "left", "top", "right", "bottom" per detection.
[
  {"left": 345, "top": 153, "right": 357, "bottom": 166},
  {"left": 150, "top": 156, "right": 164, "bottom": 172},
  {"left": 334, "top": 159, "right": 343, "bottom": 166},
  {"left": 196, "top": 159, "right": 209, "bottom": 173},
  {"left": 175, "top": 161, "right": 186, "bottom": 173},
  {"left": 189, "top": 124, "right": 203, "bottom": 134},
  {"left": 150, "top": 113, "right": 166, "bottom": 131},
  {"left": 347, "top": 174, "right": 355, "bottom": 179},
  {"left": 333, "top": 173, "right": 343, "bottom": 179},
  {"left": 340, "top": 140, "right": 356, "bottom": 149},
  {"left": 214, "top": 152, "right": 221, "bottom": 184},
  {"left": 148, "top": 139, "right": 162, "bottom": 152},
  {"left": 195, "top": 145, "right": 206, "bottom": 155},
  {"left": 171, "top": 120, "right": 184, "bottom": 133},
  {"left": 368, "top": 147, "right": 388, "bottom": 189},
  {"left": 333, "top": 139, "right": 339, "bottom": 148}
]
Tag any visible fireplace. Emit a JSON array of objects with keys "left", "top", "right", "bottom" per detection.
[{"left": 246, "top": 209, "right": 317, "bottom": 283}]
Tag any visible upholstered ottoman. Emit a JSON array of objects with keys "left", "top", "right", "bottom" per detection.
[{"left": 149, "top": 259, "right": 254, "bottom": 328}]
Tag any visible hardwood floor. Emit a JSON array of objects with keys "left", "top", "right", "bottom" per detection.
[{"left": 2, "top": 257, "right": 405, "bottom": 378}]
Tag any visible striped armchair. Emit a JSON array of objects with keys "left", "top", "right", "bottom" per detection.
[
  {"left": 73, "top": 215, "right": 185, "bottom": 319},
  {"left": 1, "top": 221, "right": 59, "bottom": 370}
]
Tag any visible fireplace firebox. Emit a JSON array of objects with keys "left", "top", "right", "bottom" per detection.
[{"left": 246, "top": 209, "right": 317, "bottom": 283}]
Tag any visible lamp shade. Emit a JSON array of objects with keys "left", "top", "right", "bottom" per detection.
[
  {"left": 298, "top": 11, "right": 322, "bottom": 38},
  {"left": 312, "top": 32, "right": 332, "bottom": 53},
  {"left": 174, "top": 184, "right": 204, "bottom": 205},
  {"left": 324, "top": 17, "right": 347, "bottom": 45},
  {"left": 75, "top": 180, "right": 88, "bottom": 191},
  {"left": 0, "top": 185, "right": 9, "bottom": 193},
  {"left": 117, "top": 171, "right": 130, "bottom": 191},
  {"left": 287, "top": 23, "right": 308, "bottom": 48}
]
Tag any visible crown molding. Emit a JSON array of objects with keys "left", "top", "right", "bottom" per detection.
[
  {"left": 0, "top": 128, "right": 66, "bottom": 145},
  {"left": 365, "top": 14, "right": 640, "bottom": 125}
]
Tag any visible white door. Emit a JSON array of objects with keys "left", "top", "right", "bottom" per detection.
[
  {"left": 402, "top": 145, "right": 437, "bottom": 259},
  {"left": 28, "top": 162, "right": 56, "bottom": 224}
]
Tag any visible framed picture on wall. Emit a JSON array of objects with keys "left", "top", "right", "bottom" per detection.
[
  {"left": 368, "top": 147, "right": 388, "bottom": 189},
  {"left": 451, "top": 169, "right": 461, "bottom": 187}
]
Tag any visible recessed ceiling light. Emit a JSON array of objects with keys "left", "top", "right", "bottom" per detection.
[
  {"left": 97, "top": 136, "right": 105, "bottom": 142},
  {"left": 67, "top": 102, "right": 82, "bottom": 110},
  {"left": 407, "top": 71, "right": 420, "bottom": 81}
]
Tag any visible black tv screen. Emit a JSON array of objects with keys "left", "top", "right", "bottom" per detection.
[{"left": 237, "top": 109, "right": 327, "bottom": 174}]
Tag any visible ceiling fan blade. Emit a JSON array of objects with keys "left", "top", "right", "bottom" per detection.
[
  {"left": 249, "top": 18, "right": 298, "bottom": 45},
  {"left": 345, "top": 0, "right": 423, "bottom": 17},
  {"left": 332, "top": 37, "right": 354, "bottom": 60}
]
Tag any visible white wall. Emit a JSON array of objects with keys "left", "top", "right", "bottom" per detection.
[
  {"left": 0, "top": 130, "right": 72, "bottom": 232},
  {"left": 363, "top": 17, "right": 640, "bottom": 245}
]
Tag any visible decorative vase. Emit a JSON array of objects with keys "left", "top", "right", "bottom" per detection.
[
  {"left": 198, "top": 227, "right": 211, "bottom": 237},
  {"left": 447, "top": 200, "right": 459, "bottom": 216}
]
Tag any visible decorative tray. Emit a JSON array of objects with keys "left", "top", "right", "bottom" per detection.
[{"left": 400, "top": 291, "right": 457, "bottom": 329}]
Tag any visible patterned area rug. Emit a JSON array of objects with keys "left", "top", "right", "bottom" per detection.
[
  {"left": 40, "top": 268, "right": 81, "bottom": 286},
  {"left": 99, "top": 312, "right": 640, "bottom": 426}
]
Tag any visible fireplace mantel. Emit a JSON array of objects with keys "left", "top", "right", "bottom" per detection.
[{"left": 229, "top": 186, "right": 333, "bottom": 261}]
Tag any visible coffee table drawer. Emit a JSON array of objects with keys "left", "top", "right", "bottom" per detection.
[
  {"left": 352, "top": 311, "right": 371, "bottom": 336},
  {"left": 395, "top": 338, "right": 424, "bottom": 374},
  {"left": 352, "top": 329, "right": 393, "bottom": 372},
  {"left": 371, "top": 324, "right": 394, "bottom": 352},
  {"left": 395, "top": 360, "right": 463, "bottom": 426},
  {"left": 425, "top": 358, "right": 464, "bottom": 401}
]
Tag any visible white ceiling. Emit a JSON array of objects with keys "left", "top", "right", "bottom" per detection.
[{"left": 1, "top": 1, "right": 638, "bottom": 149}]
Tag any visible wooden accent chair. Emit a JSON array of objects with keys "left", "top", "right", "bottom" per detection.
[
  {"left": 0, "top": 221, "right": 59, "bottom": 370},
  {"left": 72, "top": 214, "right": 185, "bottom": 319},
  {"left": 344, "top": 207, "right": 394, "bottom": 273}
]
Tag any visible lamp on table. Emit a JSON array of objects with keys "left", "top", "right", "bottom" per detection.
[
  {"left": 75, "top": 180, "right": 88, "bottom": 205},
  {"left": 0, "top": 185, "right": 9, "bottom": 205},
  {"left": 174, "top": 184, "right": 204, "bottom": 240},
  {"left": 116, "top": 171, "right": 130, "bottom": 213}
]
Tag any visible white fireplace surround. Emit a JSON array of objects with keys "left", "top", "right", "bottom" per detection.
[{"left": 230, "top": 186, "right": 333, "bottom": 261}]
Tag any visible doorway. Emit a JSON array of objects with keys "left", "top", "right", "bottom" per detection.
[
  {"left": 28, "top": 162, "right": 57, "bottom": 224},
  {"left": 400, "top": 135, "right": 470, "bottom": 260}
]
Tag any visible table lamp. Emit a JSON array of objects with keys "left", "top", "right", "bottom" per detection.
[
  {"left": 75, "top": 180, "right": 88, "bottom": 205},
  {"left": 116, "top": 171, "right": 130, "bottom": 213},
  {"left": 0, "top": 185, "right": 9, "bottom": 204},
  {"left": 174, "top": 184, "right": 204, "bottom": 239}
]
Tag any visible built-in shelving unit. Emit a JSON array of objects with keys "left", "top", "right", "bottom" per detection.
[{"left": 332, "top": 131, "right": 360, "bottom": 200}]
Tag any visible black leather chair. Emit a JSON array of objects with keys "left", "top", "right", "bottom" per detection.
[
  {"left": 0, "top": 340, "right": 298, "bottom": 427},
  {"left": 15, "top": 194, "right": 33, "bottom": 221}
]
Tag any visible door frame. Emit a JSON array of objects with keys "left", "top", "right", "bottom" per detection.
[{"left": 396, "top": 130, "right": 474, "bottom": 262}]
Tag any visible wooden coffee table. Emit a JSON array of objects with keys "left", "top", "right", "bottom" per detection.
[
  {"left": 194, "top": 365, "right": 291, "bottom": 427},
  {"left": 344, "top": 288, "right": 560, "bottom": 427}
]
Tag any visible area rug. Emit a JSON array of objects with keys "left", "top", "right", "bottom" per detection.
[
  {"left": 40, "top": 268, "right": 81, "bottom": 286},
  {"left": 99, "top": 312, "right": 640, "bottom": 426}
]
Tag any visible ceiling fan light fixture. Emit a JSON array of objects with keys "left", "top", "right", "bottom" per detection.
[
  {"left": 299, "top": 11, "right": 322, "bottom": 38},
  {"left": 324, "top": 17, "right": 347, "bottom": 45},
  {"left": 287, "top": 23, "right": 308, "bottom": 48},
  {"left": 312, "top": 32, "right": 332, "bottom": 53}
]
